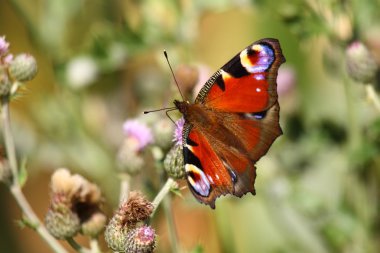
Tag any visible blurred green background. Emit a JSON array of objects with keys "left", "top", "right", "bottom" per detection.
[{"left": 1, "top": 0, "right": 380, "bottom": 252}]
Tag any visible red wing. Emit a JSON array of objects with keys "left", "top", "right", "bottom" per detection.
[
  {"left": 195, "top": 38, "right": 285, "bottom": 113},
  {"left": 182, "top": 102, "right": 282, "bottom": 208},
  {"left": 182, "top": 124, "right": 235, "bottom": 208}
]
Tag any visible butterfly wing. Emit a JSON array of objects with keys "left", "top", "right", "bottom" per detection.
[
  {"left": 183, "top": 38, "right": 285, "bottom": 208},
  {"left": 195, "top": 38, "right": 285, "bottom": 112}
]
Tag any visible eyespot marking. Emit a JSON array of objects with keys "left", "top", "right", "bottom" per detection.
[{"left": 186, "top": 164, "right": 210, "bottom": 197}]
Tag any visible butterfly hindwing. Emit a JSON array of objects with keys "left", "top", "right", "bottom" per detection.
[{"left": 178, "top": 38, "right": 285, "bottom": 208}]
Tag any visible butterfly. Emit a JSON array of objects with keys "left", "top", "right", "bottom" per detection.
[{"left": 173, "top": 38, "right": 285, "bottom": 208}]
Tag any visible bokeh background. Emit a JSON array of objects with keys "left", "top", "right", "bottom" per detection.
[{"left": 1, "top": 0, "right": 380, "bottom": 252}]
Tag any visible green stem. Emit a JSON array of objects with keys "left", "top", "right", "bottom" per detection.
[
  {"left": 163, "top": 194, "right": 181, "bottom": 253},
  {"left": 1, "top": 97, "right": 68, "bottom": 253},
  {"left": 151, "top": 178, "right": 175, "bottom": 217},
  {"left": 66, "top": 238, "right": 91, "bottom": 253},
  {"left": 365, "top": 84, "right": 380, "bottom": 113},
  {"left": 89, "top": 238, "right": 101, "bottom": 253},
  {"left": 1, "top": 97, "right": 18, "bottom": 182},
  {"left": 10, "top": 185, "right": 68, "bottom": 253},
  {"left": 119, "top": 173, "right": 131, "bottom": 204}
]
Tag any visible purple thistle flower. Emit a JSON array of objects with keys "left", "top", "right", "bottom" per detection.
[
  {"left": 3, "top": 54, "right": 13, "bottom": 65},
  {"left": 123, "top": 119, "right": 153, "bottom": 151},
  {"left": 173, "top": 117, "right": 185, "bottom": 146},
  {"left": 0, "top": 36, "right": 10, "bottom": 56},
  {"left": 136, "top": 225, "right": 155, "bottom": 244}
]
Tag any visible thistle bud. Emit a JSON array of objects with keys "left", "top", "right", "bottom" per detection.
[
  {"left": 45, "top": 206, "right": 81, "bottom": 239},
  {"left": 346, "top": 41, "right": 378, "bottom": 83},
  {"left": 125, "top": 225, "right": 156, "bottom": 253},
  {"left": 8, "top": 53, "right": 38, "bottom": 82},
  {"left": 0, "top": 68, "right": 11, "bottom": 96},
  {"left": 104, "top": 216, "right": 128, "bottom": 252},
  {"left": 163, "top": 144, "right": 185, "bottom": 179},
  {"left": 152, "top": 118, "right": 174, "bottom": 150},
  {"left": 81, "top": 212, "right": 107, "bottom": 238},
  {"left": 105, "top": 191, "right": 154, "bottom": 252}
]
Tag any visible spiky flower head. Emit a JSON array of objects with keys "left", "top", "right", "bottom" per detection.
[
  {"left": 105, "top": 191, "right": 154, "bottom": 252},
  {"left": 8, "top": 53, "right": 38, "bottom": 82},
  {"left": 45, "top": 168, "right": 105, "bottom": 239},
  {"left": 173, "top": 117, "right": 185, "bottom": 146},
  {"left": 346, "top": 41, "right": 378, "bottom": 83},
  {"left": 164, "top": 144, "right": 185, "bottom": 179},
  {"left": 45, "top": 207, "right": 81, "bottom": 239},
  {"left": 125, "top": 225, "right": 156, "bottom": 253}
]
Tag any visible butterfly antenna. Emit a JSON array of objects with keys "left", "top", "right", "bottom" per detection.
[
  {"left": 164, "top": 50, "right": 185, "bottom": 101},
  {"left": 143, "top": 106, "right": 176, "bottom": 114}
]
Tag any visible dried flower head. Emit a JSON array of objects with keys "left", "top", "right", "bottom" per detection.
[
  {"left": 105, "top": 191, "right": 154, "bottom": 252},
  {"left": 120, "top": 191, "right": 154, "bottom": 226},
  {"left": 46, "top": 168, "right": 105, "bottom": 239}
]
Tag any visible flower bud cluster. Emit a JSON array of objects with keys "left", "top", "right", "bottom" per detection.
[
  {"left": 45, "top": 168, "right": 106, "bottom": 239},
  {"left": 0, "top": 36, "right": 37, "bottom": 97}
]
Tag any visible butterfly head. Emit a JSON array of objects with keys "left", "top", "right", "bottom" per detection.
[{"left": 173, "top": 100, "right": 190, "bottom": 115}]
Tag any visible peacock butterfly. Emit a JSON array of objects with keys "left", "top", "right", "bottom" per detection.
[{"left": 173, "top": 38, "right": 285, "bottom": 208}]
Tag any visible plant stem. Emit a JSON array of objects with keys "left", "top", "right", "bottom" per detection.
[
  {"left": 1, "top": 97, "right": 68, "bottom": 253},
  {"left": 119, "top": 173, "right": 131, "bottom": 204},
  {"left": 151, "top": 177, "right": 175, "bottom": 217},
  {"left": 1, "top": 97, "right": 18, "bottom": 181},
  {"left": 365, "top": 84, "right": 380, "bottom": 113},
  {"left": 89, "top": 238, "right": 101, "bottom": 253},
  {"left": 10, "top": 184, "right": 68, "bottom": 253},
  {"left": 66, "top": 238, "right": 90, "bottom": 253},
  {"left": 163, "top": 194, "right": 180, "bottom": 253}
]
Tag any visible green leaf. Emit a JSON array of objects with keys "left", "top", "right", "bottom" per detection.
[
  {"left": 170, "top": 186, "right": 183, "bottom": 198},
  {"left": 18, "top": 157, "right": 28, "bottom": 187}
]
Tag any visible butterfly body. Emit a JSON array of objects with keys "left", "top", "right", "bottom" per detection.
[{"left": 174, "top": 38, "right": 285, "bottom": 208}]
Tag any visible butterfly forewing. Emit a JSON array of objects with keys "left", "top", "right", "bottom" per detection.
[{"left": 180, "top": 38, "right": 285, "bottom": 208}]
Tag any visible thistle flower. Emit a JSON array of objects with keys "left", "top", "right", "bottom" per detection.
[
  {"left": 118, "top": 119, "right": 154, "bottom": 174},
  {"left": 8, "top": 53, "right": 38, "bottom": 82},
  {"left": 173, "top": 117, "right": 185, "bottom": 146},
  {"left": 152, "top": 118, "right": 174, "bottom": 150},
  {"left": 105, "top": 191, "right": 154, "bottom": 252},
  {"left": 123, "top": 120, "right": 153, "bottom": 151},
  {"left": 164, "top": 144, "right": 185, "bottom": 179},
  {"left": 45, "top": 168, "right": 105, "bottom": 239},
  {"left": 0, "top": 68, "right": 11, "bottom": 96},
  {"left": 0, "top": 36, "right": 9, "bottom": 56},
  {"left": 125, "top": 225, "right": 156, "bottom": 253},
  {"left": 346, "top": 41, "right": 378, "bottom": 83}
]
